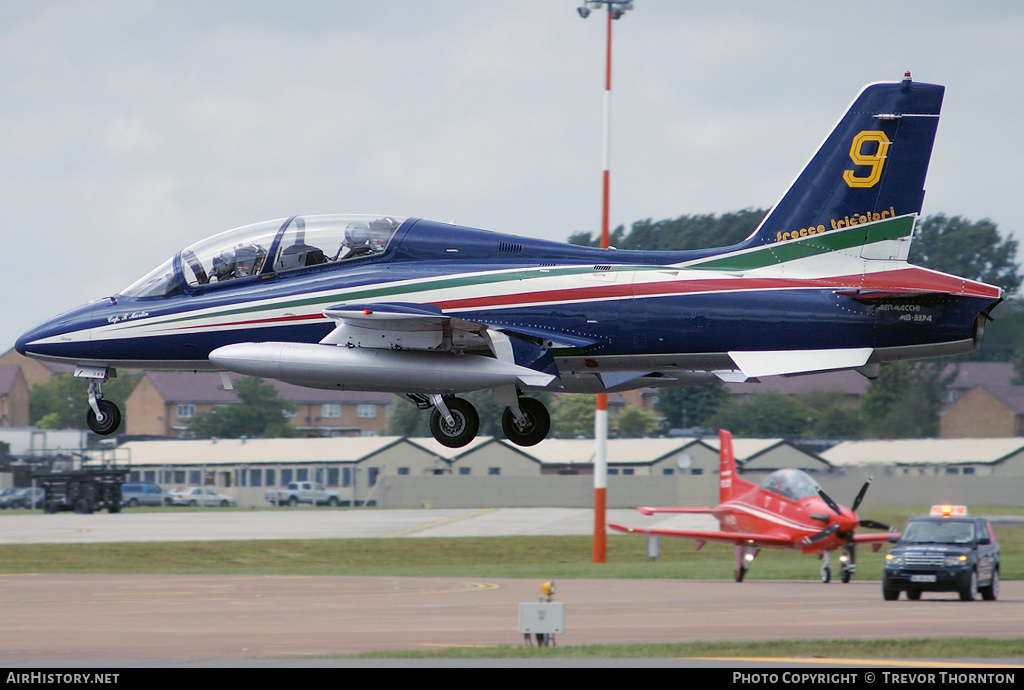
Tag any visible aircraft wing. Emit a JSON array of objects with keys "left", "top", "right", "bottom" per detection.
[
  {"left": 609, "top": 523, "right": 795, "bottom": 547},
  {"left": 637, "top": 506, "right": 715, "bottom": 516},
  {"left": 853, "top": 532, "right": 900, "bottom": 543},
  {"left": 321, "top": 302, "right": 597, "bottom": 350}
]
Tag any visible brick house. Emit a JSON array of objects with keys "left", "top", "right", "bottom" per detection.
[
  {"left": 939, "top": 384, "right": 1024, "bottom": 438},
  {"left": 125, "top": 371, "right": 393, "bottom": 438},
  {"left": 0, "top": 365, "right": 30, "bottom": 428}
]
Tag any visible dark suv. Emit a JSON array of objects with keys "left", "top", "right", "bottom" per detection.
[{"left": 882, "top": 507, "right": 999, "bottom": 601}]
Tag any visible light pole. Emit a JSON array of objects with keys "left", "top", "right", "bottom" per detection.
[{"left": 577, "top": 0, "right": 634, "bottom": 564}]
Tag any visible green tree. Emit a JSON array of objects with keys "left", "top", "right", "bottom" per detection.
[
  {"left": 550, "top": 394, "right": 597, "bottom": 439},
  {"left": 654, "top": 381, "right": 730, "bottom": 430},
  {"left": 860, "top": 362, "right": 956, "bottom": 438},
  {"left": 388, "top": 397, "right": 431, "bottom": 437},
  {"left": 614, "top": 405, "right": 658, "bottom": 438},
  {"left": 709, "top": 392, "right": 815, "bottom": 438},
  {"left": 30, "top": 373, "right": 139, "bottom": 432},
  {"left": 569, "top": 210, "right": 767, "bottom": 251},
  {"left": 799, "top": 390, "right": 864, "bottom": 439},
  {"left": 910, "top": 214, "right": 1021, "bottom": 294},
  {"left": 188, "top": 377, "right": 298, "bottom": 439}
]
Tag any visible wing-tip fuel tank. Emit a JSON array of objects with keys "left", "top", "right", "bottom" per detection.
[{"left": 15, "top": 75, "right": 1003, "bottom": 447}]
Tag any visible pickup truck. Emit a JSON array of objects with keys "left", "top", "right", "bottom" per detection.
[{"left": 265, "top": 482, "right": 341, "bottom": 507}]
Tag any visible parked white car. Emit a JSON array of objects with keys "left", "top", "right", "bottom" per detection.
[{"left": 168, "top": 487, "right": 236, "bottom": 507}]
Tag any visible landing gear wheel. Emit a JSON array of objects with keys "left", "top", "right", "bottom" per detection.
[
  {"left": 429, "top": 397, "right": 479, "bottom": 448},
  {"left": 735, "top": 566, "right": 748, "bottom": 583},
  {"left": 821, "top": 566, "right": 831, "bottom": 583},
  {"left": 841, "top": 568, "right": 851, "bottom": 584},
  {"left": 502, "top": 398, "right": 550, "bottom": 447},
  {"left": 86, "top": 399, "right": 121, "bottom": 436}
]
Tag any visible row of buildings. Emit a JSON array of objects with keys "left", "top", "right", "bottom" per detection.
[
  {"left": 2, "top": 348, "right": 1022, "bottom": 440},
  {"left": 54, "top": 433, "right": 1024, "bottom": 508}
]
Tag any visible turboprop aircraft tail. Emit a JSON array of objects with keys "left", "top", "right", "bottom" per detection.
[
  {"left": 738, "top": 73, "right": 943, "bottom": 259},
  {"left": 718, "top": 429, "right": 756, "bottom": 504}
]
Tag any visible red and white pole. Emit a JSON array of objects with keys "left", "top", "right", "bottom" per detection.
[
  {"left": 593, "top": 6, "right": 614, "bottom": 564},
  {"left": 577, "top": 1, "right": 633, "bottom": 564}
]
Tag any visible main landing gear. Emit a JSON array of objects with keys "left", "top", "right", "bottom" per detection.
[
  {"left": 427, "top": 395, "right": 479, "bottom": 449},
  {"left": 411, "top": 394, "right": 551, "bottom": 449},
  {"left": 820, "top": 547, "right": 856, "bottom": 584},
  {"left": 734, "top": 544, "right": 760, "bottom": 582},
  {"left": 77, "top": 367, "right": 122, "bottom": 436},
  {"left": 501, "top": 397, "right": 550, "bottom": 447}
]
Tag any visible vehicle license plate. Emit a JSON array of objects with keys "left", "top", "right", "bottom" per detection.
[{"left": 910, "top": 575, "right": 937, "bottom": 583}]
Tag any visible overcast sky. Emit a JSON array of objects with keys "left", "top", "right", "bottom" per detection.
[{"left": 4, "top": 1, "right": 1022, "bottom": 352}]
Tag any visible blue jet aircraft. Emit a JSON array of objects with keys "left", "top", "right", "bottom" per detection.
[{"left": 16, "top": 75, "right": 1003, "bottom": 448}]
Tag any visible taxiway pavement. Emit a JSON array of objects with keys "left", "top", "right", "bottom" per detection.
[{"left": 0, "top": 507, "right": 717, "bottom": 544}]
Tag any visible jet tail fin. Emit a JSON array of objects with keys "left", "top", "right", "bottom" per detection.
[{"left": 739, "top": 74, "right": 943, "bottom": 257}]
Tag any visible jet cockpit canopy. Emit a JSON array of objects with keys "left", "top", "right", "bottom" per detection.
[{"left": 120, "top": 214, "right": 405, "bottom": 299}]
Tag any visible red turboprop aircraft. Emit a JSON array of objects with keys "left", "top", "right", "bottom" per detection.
[{"left": 610, "top": 430, "right": 895, "bottom": 583}]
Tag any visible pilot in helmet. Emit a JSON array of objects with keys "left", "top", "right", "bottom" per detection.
[{"left": 342, "top": 218, "right": 395, "bottom": 259}]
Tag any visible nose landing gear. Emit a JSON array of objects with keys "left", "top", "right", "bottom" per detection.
[{"left": 77, "top": 366, "right": 122, "bottom": 436}]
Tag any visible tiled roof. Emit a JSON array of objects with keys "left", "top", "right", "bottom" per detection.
[
  {"left": 946, "top": 362, "right": 1015, "bottom": 389},
  {"left": 724, "top": 370, "right": 869, "bottom": 396},
  {"left": 141, "top": 371, "right": 395, "bottom": 405},
  {"left": 822, "top": 438, "right": 1024, "bottom": 466}
]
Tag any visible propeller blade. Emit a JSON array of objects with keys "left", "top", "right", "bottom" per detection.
[
  {"left": 803, "top": 524, "right": 840, "bottom": 545},
  {"left": 817, "top": 488, "right": 842, "bottom": 517},
  {"left": 851, "top": 476, "right": 873, "bottom": 512},
  {"left": 858, "top": 519, "right": 892, "bottom": 531}
]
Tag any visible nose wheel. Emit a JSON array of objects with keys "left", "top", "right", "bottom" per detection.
[
  {"left": 87, "top": 399, "right": 122, "bottom": 436},
  {"left": 78, "top": 367, "right": 122, "bottom": 436}
]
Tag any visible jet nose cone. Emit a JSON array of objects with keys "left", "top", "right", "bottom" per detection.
[
  {"left": 14, "top": 302, "right": 101, "bottom": 361},
  {"left": 15, "top": 323, "right": 47, "bottom": 357}
]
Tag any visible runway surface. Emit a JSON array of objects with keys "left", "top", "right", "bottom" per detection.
[
  {"left": 1, "top": 575, "right": 1022, "bottom": 664},
  {"left": 1, "top": 508, "right": 1021, "bottom": 666}
]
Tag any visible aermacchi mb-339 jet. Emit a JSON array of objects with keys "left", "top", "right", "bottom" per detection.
[
  {"left": 16, "top": 75, "right": 1003, "bottom": 448},
  {"left": 610, "top": 430, "right": 896, "bottom": 583}
]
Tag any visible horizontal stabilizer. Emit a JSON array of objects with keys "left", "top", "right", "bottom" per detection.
[
  {"left": 728, "top": 348, "right": 872, "bottom": 378},
  {"left": 609, "top": 523, "right": 794, "bottom": 547},
  {"left": 638, "top": 506, "right": 714, "bottom": 516},
  {"left": 853, "top": 532, "right": 900, "bottom": 544}
]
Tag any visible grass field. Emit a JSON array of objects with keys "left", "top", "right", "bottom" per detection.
[
  {"left": 355, "top": 638, "right": 1024, "bottom": 660},
  {"left": 0, "top": 504, "right": 1020, "bottom": 581}
]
